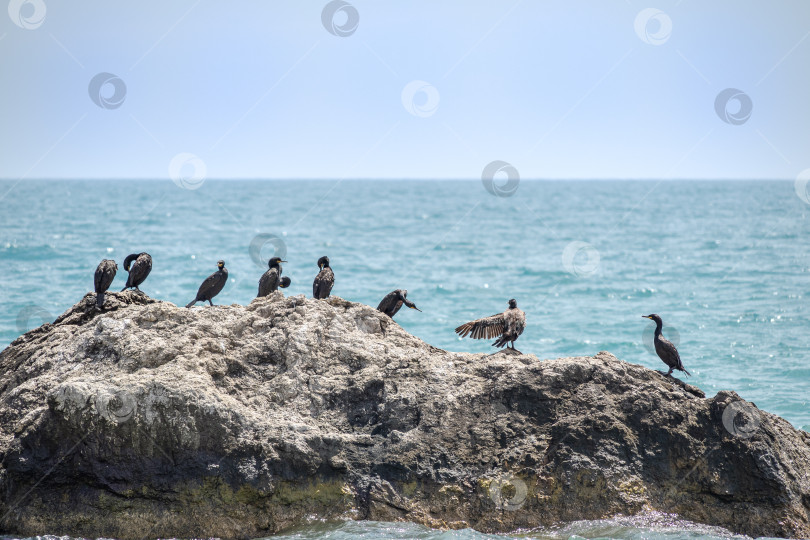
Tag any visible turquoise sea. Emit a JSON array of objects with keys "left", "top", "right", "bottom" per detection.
[{"left": 0, "top": 179, "right": 808, "bottom": 540}]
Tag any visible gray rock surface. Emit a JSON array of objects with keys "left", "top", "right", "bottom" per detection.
[{"left": 0, "top": 291, "right": 808, "bottom": 539}]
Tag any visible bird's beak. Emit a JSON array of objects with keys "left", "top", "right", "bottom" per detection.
[
  {"left": 410, "top": 305, "right": 422, "bottom": 312},
  {"left": 281, "top": 260, "right": 287, "bottom": 263},
  {"left": 642, "top": 315, "right": 650, "bottom": 319}
]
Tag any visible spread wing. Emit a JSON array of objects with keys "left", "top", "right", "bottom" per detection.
[{"left": 455, "top": 312, "right": 506, "bottom": 340}]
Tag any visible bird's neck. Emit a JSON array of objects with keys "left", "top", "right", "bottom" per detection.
[{"left": 653, "top": 321, "right": 663, "bottom": 336}]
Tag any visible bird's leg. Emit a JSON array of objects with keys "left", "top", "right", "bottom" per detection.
[
  {"left": 208, "top": 299, "right": 213, "bottom": 306},
  {"left": 666, "top": 367, "right": 674, "bottom": 376}
]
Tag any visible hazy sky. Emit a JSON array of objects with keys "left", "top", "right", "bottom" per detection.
[{"left": 2, "top": 1, "right": 809, "bottom": 180}]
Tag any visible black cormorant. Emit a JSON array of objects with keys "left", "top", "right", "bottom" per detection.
[
  {"left": 186, "top": 260, "right": 228, "bottom": 307},
  {"left": 377, "top": 289, "right": 421, "bottom": 318},
  {"left": 455, "top": 298, "right": 526, "bottom": 349},
  {"left": 642, "top": 314, "right": 690, "bottom": 377},
  {"left": 258, "top": 257, "right": 288, "bottom": 297},
  {"left": 313, "top": 256, "right": 334, "bottom": 299},
  {"left": 120, "top": 252, "right": 152, "bottom": 292},
  {"left": 94, "top": 259, "right": 118, "bottom": 308}
]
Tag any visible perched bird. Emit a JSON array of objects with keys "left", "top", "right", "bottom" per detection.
[
  {"left": 312, "top": 256, "right": 334, "bottom": 299},
  {"left": 455, "top": 298, "right": 526, "bottom": 349},
  {"left": 186, "top": 260, "right": 228, "bottom": 308},
  {"left": 377, "top": 289, "right": 421, "bottom": 318},
  {"left": 94, "top": 259, "right": 118, "bottom": 308},
  {"left": 258, "top": 257, "right": 288, "bottom": 297},
  {"left": 120, "top": 252, "right": 152, "bottom": 292},
  {"left": 642, "top": 314, "right": 690, "bottom": 377}
]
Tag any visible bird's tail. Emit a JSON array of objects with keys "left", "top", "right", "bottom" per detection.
[
  {"left": 96, "top": 292, "right": 105, "bottom": 308},
  {"left": 492, "top": 336, "right": 508, "bottom": 348},
  {"left": 682, "top": 366, "right": 691, "bottom": 376},
  {"left": 186, "top": 300, "right": 196, "bottom": 308}
]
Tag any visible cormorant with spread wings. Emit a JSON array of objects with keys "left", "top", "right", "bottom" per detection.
[{"left": 455, "top": 298, "right": 526, "bottom": 350}]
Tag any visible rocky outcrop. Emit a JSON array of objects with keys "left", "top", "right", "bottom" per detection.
[{"left": 0, "top": 291, "right": 808, "bottom": 539}]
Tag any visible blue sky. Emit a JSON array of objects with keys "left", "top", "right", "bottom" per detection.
[{"left": 1, "top": 0, "right": 809, "bottom": 180}]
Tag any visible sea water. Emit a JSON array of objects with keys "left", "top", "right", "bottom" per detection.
[{"left": 0, "top": 179, "right": 807, "bottom": 539}]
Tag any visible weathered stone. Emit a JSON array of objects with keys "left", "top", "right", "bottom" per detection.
[{"left": 0, "top": 291, "right": 808, "bottom": 539}]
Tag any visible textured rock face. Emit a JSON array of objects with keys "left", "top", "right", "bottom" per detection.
[{"left": 0, "top": 291, "right": 808, "bottom": 539}]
